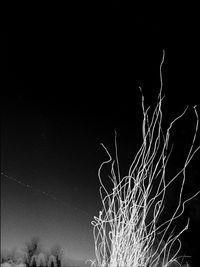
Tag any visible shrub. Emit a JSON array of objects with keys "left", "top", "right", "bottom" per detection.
[{"left": 88, "top": 51, "right": 199, "bottom": 267}]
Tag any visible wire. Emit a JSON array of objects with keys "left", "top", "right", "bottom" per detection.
[{"left": 1, "top": 171, "right": 92, "bottom": 218}]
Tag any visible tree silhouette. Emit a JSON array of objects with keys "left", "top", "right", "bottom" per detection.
[
  {"left": 50, "top": 244, "right": 62, "bottom": 267},
  {"left": 23, "top": 237, "right": 41, "bottom": 267}
]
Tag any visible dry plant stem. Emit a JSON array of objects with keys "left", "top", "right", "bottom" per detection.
[{"left": 88, "top": 51, "right": 200, "bottom": 267}]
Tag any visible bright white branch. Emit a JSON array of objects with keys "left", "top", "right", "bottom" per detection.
[{"left": 88, "top": 51, "right": 199, "bottom": 267}]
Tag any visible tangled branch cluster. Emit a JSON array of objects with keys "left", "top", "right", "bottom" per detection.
[{"left": 88, "top": 52, "right": 199, "bottom": 267}]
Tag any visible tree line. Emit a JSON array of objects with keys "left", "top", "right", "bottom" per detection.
[{"left": 1, "top": 237, "right": 62, "bottom": 267}]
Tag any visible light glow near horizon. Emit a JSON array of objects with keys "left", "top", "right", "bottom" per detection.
[{"left": 1, "top": 171, "right": 96, "bottom": 264}]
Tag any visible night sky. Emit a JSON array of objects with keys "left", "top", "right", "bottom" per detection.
[{"left": 2, "top": 8, "right": 200, "bottom": 267}]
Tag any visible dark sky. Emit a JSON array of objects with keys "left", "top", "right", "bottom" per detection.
[{"left": 1, "top": 9, "right": 200, "bottom": 267}]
